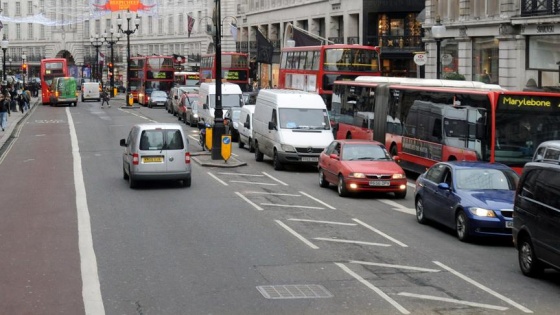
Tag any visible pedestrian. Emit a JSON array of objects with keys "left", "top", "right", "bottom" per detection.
[
  {"left": 101, "top": 88, "right": 111, "bottom": 108},
  {"left": 0, "top": 92, "right": 10, "bottom": 132},
  {"left": 24, "top": 85, "right": 31, "bottom": 109},
  {"left": 9, "top": 86, "right": 17, "bottom": 112},
  {"left": 16, "top": 89, "right": 27, "bottom": 113}
]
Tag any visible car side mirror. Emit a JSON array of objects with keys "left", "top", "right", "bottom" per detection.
[
  {"left": 268, "top": 121, "right": 277, "bottom": 130},
  {"left": 329, "top": 153, "right": 339, "bottom": 160},
  {"left": 174, "top": 95, "right": 178, "bottom": 100},
  {"left": 119, "top": 139, "right": 127, "bottom": 147},
  {"left": 392, "top": 155, "right": 401, "bottom": 163},
  {"left": 437, "top": 182, "right": 450, "bottom": 190},
  {"left": 244, "top": 121, "right": 250, "bottom": 129},
  {"left": 203, "top": 104, "right": 208, "bottom": 109}
]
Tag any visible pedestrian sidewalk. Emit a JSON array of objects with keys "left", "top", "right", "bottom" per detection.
[{"left": 0, "top": 97, "right": 40, "bottom": 150}]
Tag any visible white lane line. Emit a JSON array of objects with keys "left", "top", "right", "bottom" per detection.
[
  {"left": 229, "top": 180, "right": 278, "bottom": 186},
  {"left": 218, "top": 172, "right": 264, "bottom": 177},
  {"left": 433, "top": 261, "right": 533, "bottom": 313},
  {"left": 208, "top": 172, "right": 228, "bottom": 186},
  {"left": 335, "top": 263, "right": 409, "bottom": 314},
  {"left": 188, "top": 135, "right": 199, "bottom": 142},
  {"left": 245, "top": 191, "right": 301, "bottom": 196},
  {"left": 398, "top": 292, "right": 508, "bottom": 311},
  {"left": 379, "top": 199, "right": 415, "bottom": 215},
  {"left": 288, "top": 218, "right": 357, "bottom": 226},
  {"left": 261, "top": 203, "right": 324, "bottom": 210},
  {"left": 262, "top": 172, "right": 289, "bottom": 186},
  {"left": 67, "top": 108, "right": 105, "bottom": 315},
  {"left": 275, "top": 220, "right": 319, "bottom": 249},
  {"left": 350, "top": 261, "right": 440, "bottom": 273},
  {"left": 235, "top": 192, "right": 263, "bottom": 211},
  {"left": 117, "top": 107, "right": 155, "bottom": 122},
  {"left": 299, "top": 191, "right": 336, "bottom": 210},
  {"left": 407, "top": 181, "right": 416, "bottom": 188},
  {"left": 353, "top": 218, "right": 408, "bottom": 247},
  {"left": 314, "top": 238, "right": 391, "bottom": 247}
]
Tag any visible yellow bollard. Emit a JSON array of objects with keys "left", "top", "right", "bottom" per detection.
[
  {"left": 128, "top": 93, "right": 133, "bottom": 106},
  {"left": 113, "top": 87, "right": 117, "bottom": 97}
]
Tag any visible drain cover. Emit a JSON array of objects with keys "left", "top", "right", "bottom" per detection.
[{"left": 257, "top": 284, "right": 333, "bottom": 299}]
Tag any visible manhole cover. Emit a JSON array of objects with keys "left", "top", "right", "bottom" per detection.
[{"left": 256, "top": 284, "right": 333, "bottom": 299}]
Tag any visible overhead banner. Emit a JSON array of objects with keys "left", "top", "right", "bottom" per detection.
[{"left": 91, "top": 0, "right": 158, "bottom": 14}]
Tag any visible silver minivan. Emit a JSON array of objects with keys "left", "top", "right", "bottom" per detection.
[{"left": 120, "top": 123, "right": 191, "bottom": 188}]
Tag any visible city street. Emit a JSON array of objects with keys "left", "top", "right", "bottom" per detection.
[{"left": 0, "top": 98, "right": 559, "bottom": 315}]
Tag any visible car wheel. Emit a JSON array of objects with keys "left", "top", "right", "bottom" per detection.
[
  {"left": 254, "top": 142, "right": 264, "bottom": 162},
  {"left": 128, "top": 173, "right": 137, "bottom": 189},
  {"left": 273, "top": 150, "right": 283, "bottom": 170},
  {"left": 123, "top": 166, "right": 129, "bottom": 180},
  {"left": 319, "top": 168, "right": 329, "bottom": 188},
  {"left": 415, "top": 197, "right": 427, "bottom": 224},
  {"left": 456, "top": 210, "right": 471, "bottom": 242},
  {"left": 337, "top": 175, "right": 349, "bottom": 197},
  {"left": 182, "top": 177, "right": 191, "bottom": 188},
  {"left": 248, "top": 138, "right": 255, "bottom": 153},
  {"left": 81, "top": 96, "right": 84, "bottom": 102},
  {"left": 518, "top": 235, "right": 544, "bottom": 277},
  {"left": 238, "top": 139, "right": 244, "bottom": 148}
]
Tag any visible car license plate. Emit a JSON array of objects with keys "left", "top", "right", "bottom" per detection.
[
  {"left": 157, "top": 102, "right": 164, "bottom": 105},
  {"left": 142, "top": 156, "right": 163, "bottom": 163},
  {"left": 369, "top": 180, "right": 390, "bottom": 186},
  {"left": 301, "top": 157, "right": 318, "bottom": 162},
  {"left": 506, "top": 221, "right": 513, "bottom": 228}
]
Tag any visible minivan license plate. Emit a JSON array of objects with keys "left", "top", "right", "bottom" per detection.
[
  {"left": 143, "top": 156, "right": 163, "bottom": 163},
  {"left": 369, "top": 180, "right": 390, "bottom": 186},
  {"left": 301, "top": 157, "right": 318, "bottom": 162}
]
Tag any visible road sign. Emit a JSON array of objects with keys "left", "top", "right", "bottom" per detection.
[
  {"left": 221, "top": 135, "right": 232, "bottom": 161},
  {"left": 413, "top": 53, "right": 426, "bottom": 66}
]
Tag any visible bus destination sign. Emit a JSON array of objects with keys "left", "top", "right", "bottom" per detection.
[
  {"left": 223, "top": 70, "right": 247, "bottom": 81},
  {"left": 498, "top": 94, "right": 560, "bottom": 111}
]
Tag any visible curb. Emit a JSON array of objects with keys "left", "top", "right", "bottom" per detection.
[{"left": 191, "top": 154, "right": 247, "bottom": 168}]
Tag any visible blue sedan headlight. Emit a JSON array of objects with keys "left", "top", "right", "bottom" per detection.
[{"left": 469, "top": 207, "right": 496, "bottom": 217}]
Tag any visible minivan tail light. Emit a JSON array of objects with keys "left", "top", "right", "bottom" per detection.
[
  {"left": 133, "top": 153, "right": 139, "bottom": 165},
  {"left": 185, "top": 152, "right": 191, "bottom": 164}
]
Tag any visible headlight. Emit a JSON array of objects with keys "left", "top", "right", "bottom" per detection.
[
  {"left": 281, "top": 144, "right": 296, "bottom": 152},
  {"left": 349, "top": 173, "right": 366, "bottom": 178},
  {"left": 392, "top": 173, "right": 405, "bottom": 179},
  {"left": 469, "top": 207, "right": 496, "bottom": 217},
  {"left": 193, "top": 114, "right": 198, "bottom": 118}
]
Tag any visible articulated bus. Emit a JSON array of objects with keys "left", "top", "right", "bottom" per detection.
[
  {"left": 128, "top": 56, "right": 145, "bottom": 102},
  {"left": 199, "top": 52, "right": 250, "bottom": 91},
  {"left": 137, "top": 55, "right": 175, "bottom": 106},
  {"left": 332, "top": 76, "right": 560, "bottom": 174},
  {"left": 174, "top": 71, "right": 200, "bottom": 87},
  {"left": 40, "top": 58, "right": 68, "bottom": 105},
  {"left": 278, "top": 44, "right": 381, "bottom": 108}
]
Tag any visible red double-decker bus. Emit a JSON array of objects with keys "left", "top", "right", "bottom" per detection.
[
  {"left": 174, "top": 71, "right": 200, "bottom": 87},
  {"left": 199, "top": 52, "right": 250, "bottom": 91},
  {"left": 332, "top": 76, "right": 560, "bottom": 174},
  {"left": 137, "top": 55, "right": 175, "bottom": 106},
  {"left": 128, "top": 56, "right": 145, "bottom": 103},
  {"left": 40, "top": 58, "right": 68, "bottom": 105},
  {"left": 278, "top": 44, "right": 381, "bottom": 109}
]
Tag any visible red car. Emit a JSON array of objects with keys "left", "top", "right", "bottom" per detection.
[{"left": 318, "top": 140, "right": 408, "bottom": 198}]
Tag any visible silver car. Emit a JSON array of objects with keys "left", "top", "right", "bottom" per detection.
[
  {"left": 120, "top": 123, "right": 192, "bottom": 188},
  {"left": 147, "top": 90, "right": 168, "bottom": 108}
]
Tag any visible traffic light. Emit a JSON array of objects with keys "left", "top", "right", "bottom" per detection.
[{"left": 22, "top": 63, "right": 27, "bottom": 71}]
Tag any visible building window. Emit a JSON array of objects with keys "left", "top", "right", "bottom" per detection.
[
  {"left": 168, "top": 15, "right": 174, "bottom": 35},
  {"left": 472, "top": 37, "right": 499, "bottom": 84},
  {"left": 40, "top": 25, "right": 45, "bottom": 39},
  {"left": 148, "top": 16, "right": 153, "bottom": 34},
  {"left": 15, "top": 2, "right": 21, "bottom": 16},
  {"left": 158, "top": 18, "right": 163, "bottom": 35},
  {"left": 84, "top": 20, "right": 90, "bottom": 38},
  {"left": 16, "top": 24, "right": 21, "bottom": 40},
  {"left": 28, "top": 23, "right": 33, "bottom": 40},
  {"left": 178, "top": 14, "right": 184, "bottom": 35},
  {"left": 27, "top": 1, "right": 33, "bottom": 15}
]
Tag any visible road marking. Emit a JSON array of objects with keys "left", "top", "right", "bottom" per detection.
[
  {"left": 275, "top": 220, "right": 319, "bottom": 249},
  {"left": 398, "top": 292, "right": 508, "bottom": 311},
  {"left": 287, "top": 218, "right": 357, "bottom": 226},
  {"left": 350, "top": 261, "right": 440, "bottom": 273},
  {"left": 117, "top": 107, "right": 155, "bottom": 122},
  {"left": 262, "top": 172, "right": 289, "bottom": 186},
  {"left": 261, "top": 203, "right": 324, "bottom": 209},
  {"left": 245, "top": 191, "right": 301, "bottom": 196},
  {"left": 299, "top": 191, "right": 336, "bottom": 210},
  {"left": 314, "top": 238, "right": 391, "bottom": 247},
  {"left": 235, "top": 192, "right": 263, "bottom": 211},
  {"left": 218, "top": 172, "right": 264, "bottom": 177},
  {"left": 407, "top": 181, "right": 416, "bottom": 188},
  {"left": 379, "top": 199, "right": 415, "bottom": 215},
  {"left": 353, "top": 218, "right": 408, "bottom": 247},
  {"left": 208, "top": 172, "right": 228, "bottom": 186},
  {"left": 433, "top": 261, "right": 533, "bottom": 313},
  {"left": 67, "top": 108, "right": 105, "bottom": 315},
  {"left": 230, "top": 180, "right": 278, "bottom": 186},
  {"left": 335, "top": 263, "right": 410, "bottom": 314}
]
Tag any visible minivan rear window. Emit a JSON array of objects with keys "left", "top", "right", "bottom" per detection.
[{"left": 140, "top": 129, "right": 184, "bottom": 150}]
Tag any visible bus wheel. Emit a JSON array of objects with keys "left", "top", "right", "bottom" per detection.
[{"left": 346, "top": 132, "right": 352, "bottom": 139}]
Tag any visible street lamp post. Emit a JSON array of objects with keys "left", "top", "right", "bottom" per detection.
[
  {"left": 104, "top": 29, "right": 121, "bottom": 97},
  {"left": 1, "top": 36, "right": 8, "bottom": 83},
  {"left": 22, "top": 53, "right": 26, "bottom": 87},
  {"left": 117, "top": 10, "right": 140, "bottom": 105},
  {"left": 90, "top": 34, "right": 103, "bottom": 83},
  {"left": 431, "top": 16, "right": 446, "bottom": 80},
  {"left": 211, "top": 0, "right": 226, "bottom": 160}
]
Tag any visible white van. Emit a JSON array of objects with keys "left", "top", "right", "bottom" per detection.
[
  {"left": 81, "top": 81, "right": 101, "bottom": 102},
  {"left": 252, "top": 89, "right": 334, "bottom": 170},
  {"left": 238, "top": 105, "right": 256, "bottom": 152},
  {"left": 198, "top": 82, "right": 243, "bottom": 124}
]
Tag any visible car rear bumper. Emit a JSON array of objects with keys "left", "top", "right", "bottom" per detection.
[{"left": 131, "top": 171, "right": 191, "bottom": 181}]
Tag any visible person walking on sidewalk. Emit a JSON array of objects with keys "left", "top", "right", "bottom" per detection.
[
  {"left": 101, "top": 88, "right": 111, "bottom": 108},
  {"left": 16, "top": 89, "right": 27, "bottom": 113},
  {"left": 0, "top": 93, "right": 10, "bottom": 131}
]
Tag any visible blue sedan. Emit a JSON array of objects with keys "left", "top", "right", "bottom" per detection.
[{"left": 414, "top": 161, "right": 519, "bottom": 242}]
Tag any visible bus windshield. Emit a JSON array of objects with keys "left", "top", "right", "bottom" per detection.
[{"left": 324, "top": 48, "right": 380, "bottom": 72}]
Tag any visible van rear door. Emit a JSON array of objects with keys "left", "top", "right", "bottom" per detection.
[
  {"left": 138, "top": 129, "right": 168, "bottom": 174},
  {"left": 164, "top": 129, "right": 188, "bottom": 173}
]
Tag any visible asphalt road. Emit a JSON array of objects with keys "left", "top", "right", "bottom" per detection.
[{"left": 1, "top": 100, "right": 559, "bottom": 315}]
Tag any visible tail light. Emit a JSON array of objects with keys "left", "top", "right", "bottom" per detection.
[
  {"left": 132, "top": 153, "right": 139, "bottom": 165},
  {"left": 185, "top": 152, "right": 191, "bottom": 164}
]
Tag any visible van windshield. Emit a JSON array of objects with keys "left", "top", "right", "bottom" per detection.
[
  {"left": 208, "top": 94, "right": 242, "bottom": 108},
  {"left": 279, "top": 108, "right": 330, "bottom": 130},
  {"left": 140, "top": 129, "right": 184, "bottom": 150}
]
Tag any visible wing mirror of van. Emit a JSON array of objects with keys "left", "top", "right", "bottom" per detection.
[
  {"left": 119, "top": 139, "right": 127, "bottom": 147},
  {"left": 174, "top": 95, "right": 178, "bottom": 100},
  {"left": 268, "top": 121, "right": 277, "bottom": 130},
  {"left": 244, "top": 121, "right": 250, "bottom": 129},
  {"left": 203, "top": 104, "right": 209, "bottom": 110}
]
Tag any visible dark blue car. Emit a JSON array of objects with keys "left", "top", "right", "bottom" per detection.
[{"left": 414, "top": 161, "right": 519, "bottom": 242}]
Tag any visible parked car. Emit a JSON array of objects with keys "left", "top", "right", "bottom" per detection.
[
  {"left": 532, "top": 140, "right": 560, "bottom": 164},
  {"left": 414, "top": 161, "right": 519, "bottom": 242},
  {"left": 318, "top": 139, "right": 407, "bottom": 198},
  {"left": 170, "top": 86, "right": 195, "bottom": 116},
  {"left": 238, "top": 105, "right": 256, "bottom": 152},
  {"left": 179, "top": 93, "right": 199, "bottom": 126},
  {"left": 119, "top": 123, "right": 191, "bottom": 188},
  {"left": 226, "top": 107, "right": 242, "bottom": 142},
  {"left": 513, "top": 161, "right": 560, "bottom": 277},
  {"left": 147, "top": 90, "right": 168, "bottom": 108}
]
